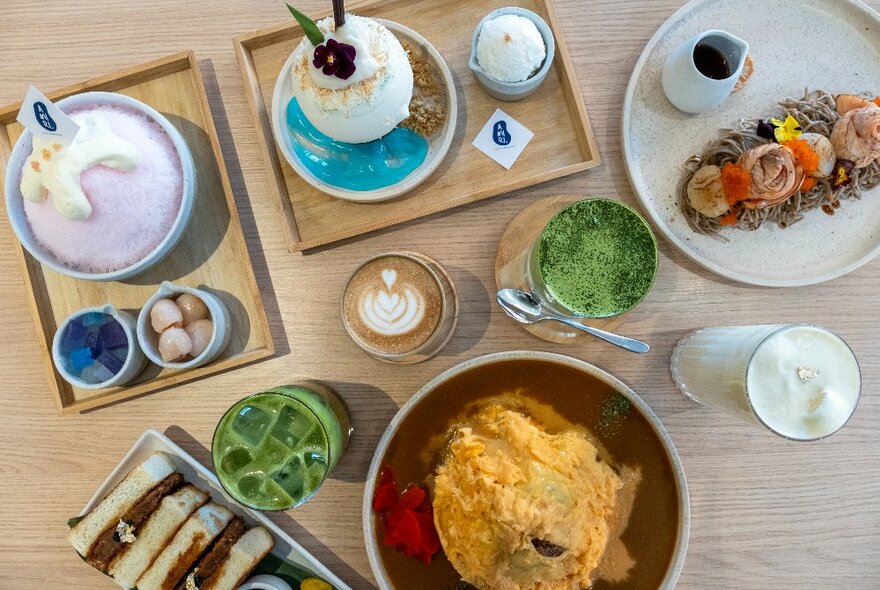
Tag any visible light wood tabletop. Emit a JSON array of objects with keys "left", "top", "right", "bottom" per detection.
[{"left": 1, "top": 0, "right": 878, "bottom": 587}]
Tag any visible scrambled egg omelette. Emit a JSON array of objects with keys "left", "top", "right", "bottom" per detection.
[{"left": 433, "top": 405, "right": 621, "bottom": 590}]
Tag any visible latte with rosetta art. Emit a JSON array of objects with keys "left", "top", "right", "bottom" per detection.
[{"left": 343, "top": 255, "right": 443, "bottom": 355}]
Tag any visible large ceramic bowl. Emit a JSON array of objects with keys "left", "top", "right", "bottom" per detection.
[
  {"left": 363, "top": 351, "right": 690, "bottom": 590},
  {"left": 271, "top": 19, "right": 457, "bottom": 202},
  {"left": 4, "top": 91, "right": 196, "bottom": 282}
]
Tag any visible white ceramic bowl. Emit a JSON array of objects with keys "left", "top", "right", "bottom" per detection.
[
  {"left": 136, "top": 281, "right": 231, "bottom": 369},
  {"left": 4, "top": 91, "right": 196, "bottom": 281},
  {"left": 469, "top": 7, "right": 556, "bottom": 101},
  {"left": 362, "top": 350, "right": 690, "bottom": 590},
  {"left": 238, "top": 575, "right": 293, "bottom": 590},
  {"left": 52, "top": 304, "right": 147, "bottom": 389},
  {"left": 271, "top": 19, "right": 457, "bottom": 202}
]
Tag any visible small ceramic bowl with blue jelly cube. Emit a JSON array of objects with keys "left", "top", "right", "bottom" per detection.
[
  {"left": 137, "top": 281, "right": 231, "bottom": 370},
  {"left": 52, "top": 304, "right": 147, "bottom": 389}
]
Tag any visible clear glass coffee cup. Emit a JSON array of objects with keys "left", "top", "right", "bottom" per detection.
[{"left": 341, "top": 251, "right": 458, "bottom": 364}]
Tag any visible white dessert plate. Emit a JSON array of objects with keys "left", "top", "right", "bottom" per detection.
[
  {"left": 622, "top": 0, "right": 880, "bottom": 286},
  {"left": 74, "top": 428, "right": 351, "bottom": 590},
  {"left": 271, "top": 19, "right": 457, "bottom": 203}
]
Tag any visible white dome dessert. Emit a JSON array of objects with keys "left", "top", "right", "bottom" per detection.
[
  {"left": 290, "top": 14, "right": 413, "bottom": 144},
  {"left": 476, "top": 14, "right": 546, "bottom": 83}
]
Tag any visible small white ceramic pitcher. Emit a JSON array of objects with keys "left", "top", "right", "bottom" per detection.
[{"left": 661, "top": 30, "right": 749, "bottom": 113}]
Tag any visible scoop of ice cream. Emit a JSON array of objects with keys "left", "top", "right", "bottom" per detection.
[
  {"left": 291, "top": 14, "right": 413, "bottom": 143},
  {"left": 476, "top": 14, "right": 546, "bottom": 83},
  {"left": 20, "top": 113, "right": 140, "bottom": 220},
  {"left": 433, "top": 406, "right": 621, "bottom": 590}
]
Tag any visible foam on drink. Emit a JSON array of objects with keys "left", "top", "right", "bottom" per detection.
[
  {"left": 746, "top": 325, "right": 860, "bottom": 440},
  {"left": 22, "top": 103, "right": 183, "bottom": 273}
]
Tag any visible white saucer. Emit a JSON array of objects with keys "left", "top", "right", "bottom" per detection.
[{"left": 271, "top": 19, "right": 457, "bottom": 203}]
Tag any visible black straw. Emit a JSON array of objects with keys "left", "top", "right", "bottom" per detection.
[{"left": 333, "top": 0, "right": 345, "bottom": 28}]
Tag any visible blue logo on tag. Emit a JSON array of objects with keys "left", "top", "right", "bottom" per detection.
[
  {"left": 493, "top": 120, "right": 512, "bottom": 146},
  {"left": 33, "top": 101, "right": 57, "bottom": 132}
]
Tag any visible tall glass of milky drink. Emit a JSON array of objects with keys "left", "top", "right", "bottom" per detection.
[
  {"left": 671, "top": 324, "right": 861, "bottom": 440},
  {"left": 341, "top": 252, "right": 458, "bottom": 364}
]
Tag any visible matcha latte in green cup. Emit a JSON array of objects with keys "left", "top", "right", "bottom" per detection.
[
  {"left": 527, "top": 199, "right": 658, "bottom": 318},
  {"left": 212, "top": 383, "right": 351, "bottom": 511}
]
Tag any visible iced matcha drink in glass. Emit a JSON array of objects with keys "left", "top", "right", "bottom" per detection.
[{"left": 212, "top": 383, "right": 351, "bottom": 511}]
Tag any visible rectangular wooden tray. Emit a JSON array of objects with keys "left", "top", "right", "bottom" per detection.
[
  {"left": 0, "top": 51, "right": 274, "bottom": 415},
  {"left": 235, "top": 0, "right": 599, "bottom": 251}
]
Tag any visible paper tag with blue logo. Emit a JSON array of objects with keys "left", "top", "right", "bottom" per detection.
[
  {"left": 16, "top": 86, "right": 80, "bottom": 145},
  {"left": 472, "top": 108, "right": 534, "bottom": 170}
]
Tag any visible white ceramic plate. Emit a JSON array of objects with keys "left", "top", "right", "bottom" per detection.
[
  {"left": 622, "top": 0, "right": 880, "bottom": 286},
  {"left": 74, "top": 428, "right": 351, "bottom": 590},
  {"left": 362, "top": 351, "right": 690, "bottom": 590},
  {"left": 271, "top": 20, "right": 457, "bottom": 203}
]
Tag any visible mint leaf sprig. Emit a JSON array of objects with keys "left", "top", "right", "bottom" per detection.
[{"left": 286, "top": 4, "right": 325, "bottom": 46}]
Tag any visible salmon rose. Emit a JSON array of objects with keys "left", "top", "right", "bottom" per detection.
[
  {"left": 831, "top": 103, "right": 880, "bottom": 168},
  {"left": 736, "top": 144, "right": 804, "bottom": 209}
]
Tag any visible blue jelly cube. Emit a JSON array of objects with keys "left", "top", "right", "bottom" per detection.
[
  {"left": 85, "top": 326, "right": 100, "bottom": 351},
  {"left": 80, "top": 312, "right": 108, "bottom": 328},
  {"left": 98, "top": 320, "right": 128, "bottom": 350},
  {"left": 68, "top": 347, "right": 95, "bottom": 373},
  {"left": 59, "top": 320, "right": 88, "bottom": 356},
  {"left": 80, "top": 361, "right": 114, "bottom": 384},
  {"left": 110, "top": 346, "right": 129, "bottom": 362},
  {"left": 96, "top": 349, "right": 124, "bottom": 375}
]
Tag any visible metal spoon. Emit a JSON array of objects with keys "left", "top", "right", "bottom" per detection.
[{"left": 496, "top": 288, "right": 650, "bottom": 354}]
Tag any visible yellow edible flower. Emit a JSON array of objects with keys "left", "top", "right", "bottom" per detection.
[
  {"left": 301, "top": 578, "right": 332, "bottom": 590},
  {"left": 770, "top": 115, "right": 802, "bottom": 142}
]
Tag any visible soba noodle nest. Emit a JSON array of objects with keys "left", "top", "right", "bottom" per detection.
[{"left": 680, "top": 90, "right": 880, "bottom": 238}]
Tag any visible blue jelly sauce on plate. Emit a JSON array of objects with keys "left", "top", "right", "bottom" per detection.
[{"left": 286, "top": 97, "right": 428, "bottom": 191}]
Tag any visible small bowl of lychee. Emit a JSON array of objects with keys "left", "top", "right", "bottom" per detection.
[{"left": 137, "top": 281, "right": 231, "bottom": 369}]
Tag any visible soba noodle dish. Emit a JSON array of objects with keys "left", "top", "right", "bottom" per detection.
[{"left": 680, "top": 91, "right": 880, "bottom": 238}]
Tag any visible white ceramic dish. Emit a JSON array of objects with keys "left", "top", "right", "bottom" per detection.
[
  {"left": 622, "top": 0, "right": 880, "bottom": 286},
  {"left": 136, "top": 281, "right": 231, "bottom": 369},
  {"left": 4, "top": 91, "right": 196, "bottom": 281},
  {"left": 51, "top": 304, "right": 147, "bottom": 389},
  {"left": 468, "top": 7, "right": 556, "bottom": 101},
  {"left": 362, "top": 350, "right": 690, "bottom": 590},
  {"left": 271, "top": 19, "right": 457, "bottom": 202},
  {"left": 74, "top": 428, "right": 351, "bottom": 589}
]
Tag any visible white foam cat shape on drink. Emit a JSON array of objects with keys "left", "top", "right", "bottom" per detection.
[{"left": 359, "top": 268, "right": 426, "bottom": 336}]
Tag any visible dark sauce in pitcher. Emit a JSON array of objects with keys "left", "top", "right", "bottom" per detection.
[{"left": 693, "top": 43, "right": 731, "bottom": 79}]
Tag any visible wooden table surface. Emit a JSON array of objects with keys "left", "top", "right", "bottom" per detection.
[{"left": 1, "top": 0, "right": 878, "bottom": 587}]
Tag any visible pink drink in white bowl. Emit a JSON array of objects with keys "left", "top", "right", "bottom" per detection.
[{"left": 5, "top": 91, "right": 195, "bottom": 281}]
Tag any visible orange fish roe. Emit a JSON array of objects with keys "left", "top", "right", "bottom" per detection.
[
  {"left": 719, "top": 204, "right": 742, "bottom": 226},
  {"left": 781, "top": 139, "right": 818, "bottom": 176},
  {"left": 801, "top": 177, "right": 817, "bottom": 192},
  {"left": 875, "top": 97, "right": 880, "bottom": 107},
  {"left": 720, "top": 162, "right": 751, "bottom": 206}
]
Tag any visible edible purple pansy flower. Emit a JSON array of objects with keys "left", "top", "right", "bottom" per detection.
[{"left": 313, "top": 38, "right": 357, "bottom": 80}]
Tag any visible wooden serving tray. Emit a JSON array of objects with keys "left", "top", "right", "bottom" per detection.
[
  {"left": 235, "top": 0, "right": 599, "bottom": 251},
  {"left": 0, "top": 51, "right": 274, "bottom": 415}
]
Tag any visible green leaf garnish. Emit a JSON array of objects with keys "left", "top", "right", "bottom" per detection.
[
  {"left": 68, "top": 515, "right": 85, "bottom": 528},
  {"left": 287, "top": 4, "right": 325, "bottom": 46}
]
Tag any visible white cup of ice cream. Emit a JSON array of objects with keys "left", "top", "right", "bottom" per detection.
[
  {"left": 469, "top": 8, "right": 556, "bottom": 101},
  {"left": 4, "top": 91, "right": 196, "bottom": 282},
  {"left": 136, "top": 281, "right": 231, "bottom": 370}
]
